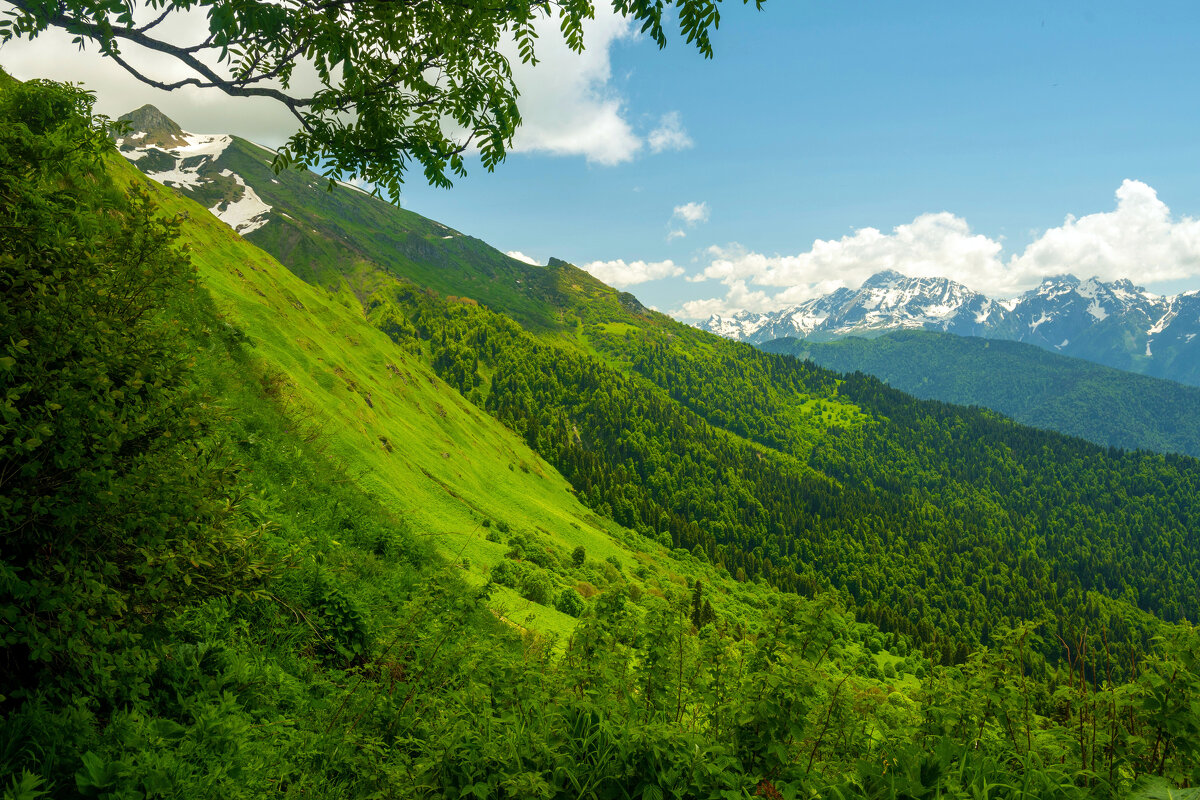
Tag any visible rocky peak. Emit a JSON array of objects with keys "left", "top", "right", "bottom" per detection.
[
  {"left": 860, "top": 269, "right": 908, "bottom": 289},
  {"left": 116, "top": 104, "right": 188, "bottom": 148}
]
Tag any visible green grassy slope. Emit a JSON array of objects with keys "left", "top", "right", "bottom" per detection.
[
  {"left": 217, "top": 136, "right": 628, "bottom": 333},
  {"left": 113, "top": 164, "right": 577, "bottom": 611},
  {"left": 114, "top": 121, "right": 674, "bottom": 340},
  {"left": 108, "top": 150, "right": 783, "bottom": 642},
  {"left": 763, "top": 329, "right": 1200, "bottom": 457}
]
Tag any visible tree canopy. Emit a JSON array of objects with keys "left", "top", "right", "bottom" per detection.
[{"left": 0, "top": 0, "right": 765, "bottom": 194}]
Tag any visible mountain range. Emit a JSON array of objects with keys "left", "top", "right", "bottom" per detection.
[
  {"left": 8, "top": 75, "right": 1200, "bottom": 797},
  {"left": 698, "top": 269, "right": 1200, "bottom": 385},
  {"left": 109, "top": 103, "right": 1200, "bottom": 641}
]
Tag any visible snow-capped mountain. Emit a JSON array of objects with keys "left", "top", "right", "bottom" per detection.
[
  {"left": 701, "top": 270, "right": 1003, "bottom": 341},
  {"left": 698, "top": 271, "right": 1200, "bottom": 386},
  {"left": 114, "top": 105, "right": 578, "bottom": 330},
  {"left": 116, "top": 105, "right": 276, "bottom": 234}
]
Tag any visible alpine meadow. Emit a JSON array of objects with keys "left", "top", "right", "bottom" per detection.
[{"left": 3, "top": 3, "right": 1200, "bottom": 799}]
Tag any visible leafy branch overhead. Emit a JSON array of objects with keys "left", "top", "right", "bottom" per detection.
[{"left": 0, "top": 0, "right": 765, "bottom": 194}]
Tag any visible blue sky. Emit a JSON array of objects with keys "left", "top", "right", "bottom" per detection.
[
  {"left": 7, "top": 1, "right": 1200, "bottom": 317},
  {"left": 401, "top": 0, "right": 1200, "bottom": 316}
]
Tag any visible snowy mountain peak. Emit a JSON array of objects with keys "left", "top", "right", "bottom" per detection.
[
  {"left": 694, "top": 273, "right": 1200, "bottom": 379},
  {"left": 115, "top": 108, "right": 273, "bottom": 236}
]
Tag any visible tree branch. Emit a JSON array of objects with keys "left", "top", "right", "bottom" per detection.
[{"left": 8, "top": 0, "right": 319, "bottom": 113}]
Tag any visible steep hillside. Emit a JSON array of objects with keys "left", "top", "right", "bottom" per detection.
[
  {"left": 114, "top": 134, "right": 712, "bottom": 640},
  {"left": 764, "top": 330, "right": 1200, "bottom": 457}
]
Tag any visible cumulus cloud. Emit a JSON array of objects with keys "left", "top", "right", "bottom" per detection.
[
  {"left": 647, "top": 111, "right": 694, "bottom": 153},
  {"left": 1010, "top": 180, "right": 1200, "bottom": 283},
  {"left": 0, "top": 20, "right": 303, "bottom": 147},
  {"left": 671, "top": 280, "right": 773, "bottom": 319},
  {"left": 667, "top": 229, "right": 687, "bottom": 242},
  {"left": 677, "top": 180, "right": 1200, "bottom": 319},
  {"left": 506, "top": 250, "right": 540, "bottom": 265},
  {"left": 504, "top": 10, "right": 642, "bottom": 164},
  {"left": 698, "top": 212, "right": 1006, "bottom": 299},
  {"left": 581, "top": 258, "right": 684, "bottom": 288},
  {"left": 672, "top": 201, "right": 710, "bottom": 227}
]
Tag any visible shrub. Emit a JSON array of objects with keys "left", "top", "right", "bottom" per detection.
[
  {"left": 555, "top": 588, "right": 584, "bottom": 617},
  {"left": 520, "top": 570, "right": 554, "bottom": 605},
  {"left": 0, "top": 79, "right": 268, "bottom": 699},
  {"left": 490, "top": 559, "right": 520, "bottom": 589}
]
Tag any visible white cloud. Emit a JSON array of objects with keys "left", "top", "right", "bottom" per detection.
[
  {"left": 672, "top": 201, "right": 710, "bottom": 227},
  {"left": 648, "top": 111, "right": 694, "bottom": 153},
  {"left": 667, "top": 229, "right": 687, "bottom": 242},
  {"left": 581, "top": 258, "right": 684, "bottom": 288},
  {"left": 698, "top": 211, "right": 1006, "bottom": 300},
  {"left": 504, "top": 10, "right": 642, "bottom": 165},
  {"left": 1010, "top": 179, "right": 1200, "bottom": 284},
  {"left": 676, "top": 180, "right": 1200, "bottom": 320},
  {"left": 506, "top": 250, "right": 540, "bottom": 265},
  {"left": 671, "top": 280, "right": 773, "bottom": 319},
  {"left": 0, "top": 21, "right": 303, "bottom": 147}
]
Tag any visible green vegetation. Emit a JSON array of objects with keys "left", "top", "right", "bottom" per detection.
[
  {"left": 765, "top": 330, "right": 1200, "bottom": 457},
  {"left": 364, "top": 283, "right": 1200, "bottom": 669},
  {"left": 3, "top": 77, "right": 1200, "bottom": 798}
]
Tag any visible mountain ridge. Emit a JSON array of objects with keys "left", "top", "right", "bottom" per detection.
[
  {"left": 699, "top": 270, "right": 1200, "bottom": 384},
  {"left": 114, "top": 105, "right": 652, "bottom": 336}
]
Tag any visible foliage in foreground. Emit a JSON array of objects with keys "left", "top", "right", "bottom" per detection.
[
  {"left": 1, "top": 78, "right": 1199, "bottom": 799},
  {"left": 1, "top": 0, "right": 766, "bottom": 193}
]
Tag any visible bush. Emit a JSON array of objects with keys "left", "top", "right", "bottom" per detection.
[
  {"left": 0, "top": 79, "right": 268, "bottom": 699},
  {"left": 555, "top": 588, "right": 584, "bottom": 617},
  {"left": 490, "top": 559, "right": 520, "bottom": 589},
  {"left": 520, "top": 570, "right": 554, "bottom": 605}
]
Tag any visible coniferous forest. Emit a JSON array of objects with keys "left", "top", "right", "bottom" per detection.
[{"left": 2, "top": 76, "right": 1200, "bottom": 800}]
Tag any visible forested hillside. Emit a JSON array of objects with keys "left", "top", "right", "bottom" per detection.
[
  {"left": 366, "top": 284, "right": 1200, "bottom": 667},
  {"left": 764, "top": 330, "right": 1200, "bottom": 457},
  {"left": 3, "top": 76, "right": 1200, "bottom": 799}
]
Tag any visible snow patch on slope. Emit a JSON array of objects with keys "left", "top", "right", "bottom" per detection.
[
  {"left": 1148, "top": 309, "right": 1177, "bottom": 336},
  {"left": 139, "top": 133, "right": 232, "bottom": 189},
  {"left": 210, "top": 170, "right": 271, "bottom": 235}
]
